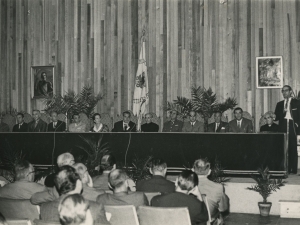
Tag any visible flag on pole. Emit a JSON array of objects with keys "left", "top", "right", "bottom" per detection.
[{"left": 133, "top": 41, "right": 149, "bottom": 119}]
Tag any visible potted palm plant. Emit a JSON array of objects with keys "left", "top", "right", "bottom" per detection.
[{"left": 247, "top": 167, "right": 285, "bottom": 216}]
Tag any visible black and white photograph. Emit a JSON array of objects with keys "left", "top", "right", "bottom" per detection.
[{"left": 31, "top": 66, "right": 54, "bottom": 98}]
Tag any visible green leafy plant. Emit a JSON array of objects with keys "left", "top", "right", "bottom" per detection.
[
  {"left": 44, "top": 85, "right": 103, "bottom": 119},
  {"left": 247, "top": 167, "right": 285, "bottom": 203},
  {"left": 124, "top": 155, "right": 153, "bottom": 183}
]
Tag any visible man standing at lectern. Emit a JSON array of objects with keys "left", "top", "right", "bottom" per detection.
[{"left": 274, "top": 85, "right": 300, "bottom": 174}]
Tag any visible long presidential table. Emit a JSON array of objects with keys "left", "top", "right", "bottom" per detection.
[{"left": 0, "top": 133, "right": 287, "bottom": 174}]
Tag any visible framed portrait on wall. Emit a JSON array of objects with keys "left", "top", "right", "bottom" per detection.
[
  {"left": 256, "top": 56, "right": 283, "bottom": 89},
  {"left": 31, "top": 66, "right": 54, "bottom": 98}
]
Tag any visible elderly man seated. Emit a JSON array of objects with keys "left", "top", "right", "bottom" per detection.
[
  {"left": 40, "top": 166, "right": 108, "bottom": 224},
  {"left": 96, "top": 169, "right": 148, "bottom": 208},
  {"left": 260, "top": 112, "right": 279, "bottom": 132},
  {"left": 193, "top": 159, "right": 229, "bottom": 224},
  {"left": 151, "top": 170, "right": 208, "bottom": 225},
  {"left": 0, "top": 160, "right": 46, "bottom": 199}
]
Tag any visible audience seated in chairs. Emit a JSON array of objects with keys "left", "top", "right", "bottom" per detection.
[
  {"left": 207, "top": 112, "right": 229, "bottom": 133},
  {"left": 69, "top": 113, "right": 87, "bottom": 132},
  {"left": 162, "top": 110, "right": 183, "bottom": 132},
  {"left": 151, "top": 170, "right": 208, "bottom": 225},
  {"left": 93, "top": 154, "right": 136, "bottom": 191},
  {"left": 141, "top": 113, "right": 159, "bottom": 132},
  {"left": 12, "top": 113, "right": 28, "bottom": 132},
  {"left": 136, "top": 158, "right": 175, "bottom": 194},
  {"left": 0, "top": 115, "right": 10, "bottom": 132},
  {"left": 182, "top": 111, "right": 204, "bottom": 133},
  {"left": 193, "top": 159, "right": 229, "bottom": 224},
  {"left": 40, "top": 165, "right": 108, "bottom": 224},
  {"left": 112, "top": 111, "right": 136, "bottom": 132},
  {"left": 47, "top": 111, "right": 66, "bottom": 132},
  {"left": 59, "top": 194, "right": 94, "bottom": 225},
  {"left": 28, "top": 110, "right": 47, "bottom": 132},
  {"left": 260, "top": 112, "right": 279, "bottom": 132},
  {"left": 228, "top": 107, "right": 253, "bottom": 133},
  {"left": 96, "top": 169, "right": 148, "bottom": 208},
  {"left": 0, "top": 160, "right": 46, "bottom": 199},
  {"left": 89, "top": 113, "right": 109, "bottom": 132}
]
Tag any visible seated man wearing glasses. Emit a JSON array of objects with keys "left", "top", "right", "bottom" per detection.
[
  {"left": 0, "top": 160, "right": 46, "bottom": 199},
  {"left": 141, "top": 113, "right": 159, "bottom": 132}
]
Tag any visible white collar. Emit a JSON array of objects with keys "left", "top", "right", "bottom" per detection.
[{"left": 93, "top": 123, "right": 103, "bottom": 132}]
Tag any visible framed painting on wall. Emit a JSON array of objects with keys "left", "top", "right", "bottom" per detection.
[
  {"left": 256, "top": 56, "right": 283, "bottom": 89},
  {"left": 31, "top": 66, "right": 54, "bottom": 98}
]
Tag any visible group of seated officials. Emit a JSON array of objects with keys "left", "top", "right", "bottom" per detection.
[
  {"left": 0, "top": 106, "right": 276, "bottom": 133},
  {"left": 0, "top": 153, "right": 229, "bottom": 225}
]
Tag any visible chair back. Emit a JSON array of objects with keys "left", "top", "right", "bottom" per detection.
[
  {"left": 2, "top": 114, "right": 16, "bottom": 132},
  {"left": 201, "top": 194, "right": 212, "bottom": 225},
  {"left": 100, "top": 113, "right": 113, "bottom": 131},
  {"left": 207, "top": 114, "right": 228, "bottom": 124},
  {"left": 6, "top": 219, "right": 32, "bottom": 225},
  {"left": 104, "top": 205, "right": 139, "bottom": 225},
  {"left": 144, "top": 192, "right": 161, "bottom": 204},
  {"left": 0, "top": 198, "right": 40, "bottom": 221},
  {"left": 138, "top": 206, "right": 191, "bottom": 225},
  {"left": 33, "top": 220, "right": 60, "bottom": 225}
]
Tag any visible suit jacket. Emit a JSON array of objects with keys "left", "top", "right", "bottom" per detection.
[
  {"left": 96, "top": 191, "right": 148, "bottom": 208},
  {"left": 151, "top": 192, "right": 208, "bottom": 225},
  {"left": 207, "top": 121, "right": 229, "bottom": 133},
  {"left": 141, "top": 122, "right": 159, "bottom": 132},
  {"left": 0, "top": 180, "right": 47, "bottom": 200},
  {"left": 274, "top": 98, "right": 300, "bottom": 134},
  {"left": 260, "top": 123, "right": 279, "bottom": 132},
  {"left": 69, "top": 122, "right": 87, "bottom": 132},
  {"left": 182, "top": 121, "right": 204, "bottom": 132},
  {"left": 12, "top": 123, "right": 28, "bottom": 132},
  {"left": 228, "top": 118, "right": 253, "bottom": 133},
  {"left": 136, "top": 175, "right": 175, "bottom": 194},
  {"left": 162, "top": 120, "right": 183, "bottom": 132},
  {"left": 28, "top": 119, "right": 47, "bottom": 132},
  {"left": 112, "top": 120, "right": 136, "bottom": 132},
  {"left": 40, "top": 195, "right": 108, "bottom": 224},
  {"left": 47, "top": 120, "right": 66, "bottom": 132},
  {"left": 0, "top": 122, "right": 10, "bottom": 132}
]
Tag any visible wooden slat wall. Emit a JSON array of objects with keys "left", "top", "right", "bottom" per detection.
[{"left": 1, "top": 0, "right": 300, "bottom": 131}]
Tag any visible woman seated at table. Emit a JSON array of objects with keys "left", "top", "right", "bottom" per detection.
[
  {"left": 89, "top": 113, "right": 109, "bottom": 132},
  {"left": 260, "top": 112, "right": 279, "bottom": 132}
]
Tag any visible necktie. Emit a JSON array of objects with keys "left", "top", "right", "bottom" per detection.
[
  {"left": 284, "top": 99, "right": 289, "bottom": 111},
  {"left": 191, "top": 122, "right": 194, "bottom": 127},
  {"left": 124, "top": 124, "right": 128, "bottom": 131},
  {"left": 216, "top": 123, "right": 219, "bottom": 132},
  {"left": 19, "top": 124, "right": 21, "bottom": 129},
  {"left": 34, "top": 121, "right": 38, "bottom": 128},
  {"left": 53, "top": 122, "right": 56, "bottom": 128}
]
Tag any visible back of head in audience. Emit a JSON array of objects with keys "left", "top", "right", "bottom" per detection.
[
  {"left": 0, "top": 213, "right": 7, "bottom": 225},
  {"left": 100, "top": 154, "right": 116, "bottom": 173},
  {"left": 73, "top": 163, "right": 91, "bottom": 185},
  {"left": 176, "top": 170, "right": 198, "bottom": 193},
  {"left": 150, "top": 158, "right": 167, "bottom": 177},
  {"left": 57, "top": 153, "right": 75, "bottom": 168},
  {"left": 14, "top": 160, "right": 35, "bottom": 182},
  {"left": 193, "top": 158, "right": 210, "bottom": 176},
  {"left": 59, "top": 194, "right": 93, "bottom": 225},
  {"left": 108, "top": 169, "right": 128, "bottom": 192},
  {"left": 55, "top": 165, "right": 82, "bottom": 196}
]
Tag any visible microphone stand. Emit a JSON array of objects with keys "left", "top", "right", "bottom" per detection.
[{"left": 65, "top": 105, "right": 74, "bottom": 132}]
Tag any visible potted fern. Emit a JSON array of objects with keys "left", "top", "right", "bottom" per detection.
[{"left": 247, "top": 167, "right": 285, "bottom": 216}]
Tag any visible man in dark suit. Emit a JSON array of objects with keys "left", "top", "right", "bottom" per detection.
[
  {"left": 228, "top": 107, "right": 253, "bottom": 133},
  {"left": 152, "top": 170, "right": 208, "bottom": 225},
  {"left": 47, "top": 111, "right": 66, "bottom": 132},
  {"left": 141, "top": 113, "right": 159, "bottom": 132},
  {"left": 162, "top": 110, "right": 183, "bottom": 132},
  {"left": 112, "top": 111, "right": 136, "bottom": 132},
  {"left": 274, "top": 85, "right": 300, "bottom": 174},
  {"left": 207, "top": 112, "right": 229, "bottom": 133},
  {"left": 182, "top": 111, "right": 204, "bottom": 132},
  {"left": 13, "top": 113, "right": 28, "bottom": 132},
  {"left": 96, "top": 169, "right": 149, "bottom": 208},
  {"left": 0, "top": 116, "right": 10, "bottom": 132},
  {"left": 136, "top": 158, "right": 175, "bottom": 193},
  {"left": 260, "top": 112, "right": 279, "bottom": 132},
  {"left": 40, "top": 166, "right": 108, "bottom": 224},
  {"left": 28, "top": 110, "right": 47, "bottom": 132}
]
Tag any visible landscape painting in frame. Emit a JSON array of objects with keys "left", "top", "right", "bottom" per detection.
[
  {"left": 256, "top": 56, "right": 283, "bottom": 89},
  {"left": 31, "top": 66, "right": 54, "bottom": 98}
]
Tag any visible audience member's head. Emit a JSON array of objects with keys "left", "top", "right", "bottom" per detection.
[
  {"left": 281, "top": 85, "right": 293, "bottom": 99},
  {"left": 122, "top": 111, "right": 131, "bottom": 124},
  {"left": 72, "top": 113, "right": 81, "bottom": 124},
  {"left": 264, "top": 112, "right": 276, "bottom": 125},
  {"left": 59, "top": 194, "right": 93, "bottom": 225},
  {"left": 73, "top": 163, "right": 91, "bottom": 185},
  {"left": 51, "top": 111, "right": 58, "bottom": 122},
  {"left": 176, "top": 170, "right": 198, "bottom": 193},
  {"left": 57, "top": 153, "right": 75, "bottom": 167},
  {"left": 108, "top": 169, "right": 129, "bottom": 193},
  {"left": 32, "top": 110, "right": 41, "bottom": 121},
  {"left": 14, "top": 160, "right": 35, "bottom": 182},
  {"left": 92, "top": 113, "right": 101, "bottom": 125},
  {"left": 214, "top": 112, "right": 222, "bottom": 123},
  {"left": 193, "top": 158, "right": 211, "bottom": 176},
  {"left": 189, "top": 111, "right": 197, "bottom": 123},
  {"left": 145, "top": 113, "right": 153, "bottom": 124},
  {"left": 16, "top": 113, "right": 25, "bottom": 124},
  {"left": 99, "top": 154, "right": 116, "bottom": 173},
  {"left": 54, "top": 165, "right": 82, "bottom": 196},
  {"left": 0, "top": 213, "right": 7, "bottom": 225},
  {"left": 170, "top": 110, "right": 178, "bottom": 121},
  {"left": 233, "top": 107, "right": 243, "bottom": 121},
  {"left": 149, "top": 158, "right": 167, "bottom": 177}
]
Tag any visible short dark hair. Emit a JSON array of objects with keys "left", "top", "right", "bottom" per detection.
[
  {"left": 178, "top": 170, "right": 198, "bottom": 191},
  {"left": 108, "top": 169, "right": 128, "bottom": 189},
  {"left": 17, "top": 113, "right": 24, "bottom": 118},
  {"left": 92, "top": 113, "right": 101, "bottom": 121},
  {"left": 14, "top": 160, "right": 32, "bottom": 181},
  {"left": 282, "top": 85, "right": 292, "bottom": 91},
  {"left": 150, "top": 158, "right": 167, "bottom": 172},
  {"left": 55, "top": 165, "right": 80, "bottom": 195},
  {"left": 233, "top": 107, "right": 243, "bottom": 113},
  {"left": 32, "top": 109, "right": 40, "bottom": 114},
  {"left": 123, "top": 111, "right": 131, "bottom": 117}
]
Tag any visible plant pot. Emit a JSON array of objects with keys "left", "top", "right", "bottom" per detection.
[{"left": 258, "top": 202, "right": 272, "bottom": 216}]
